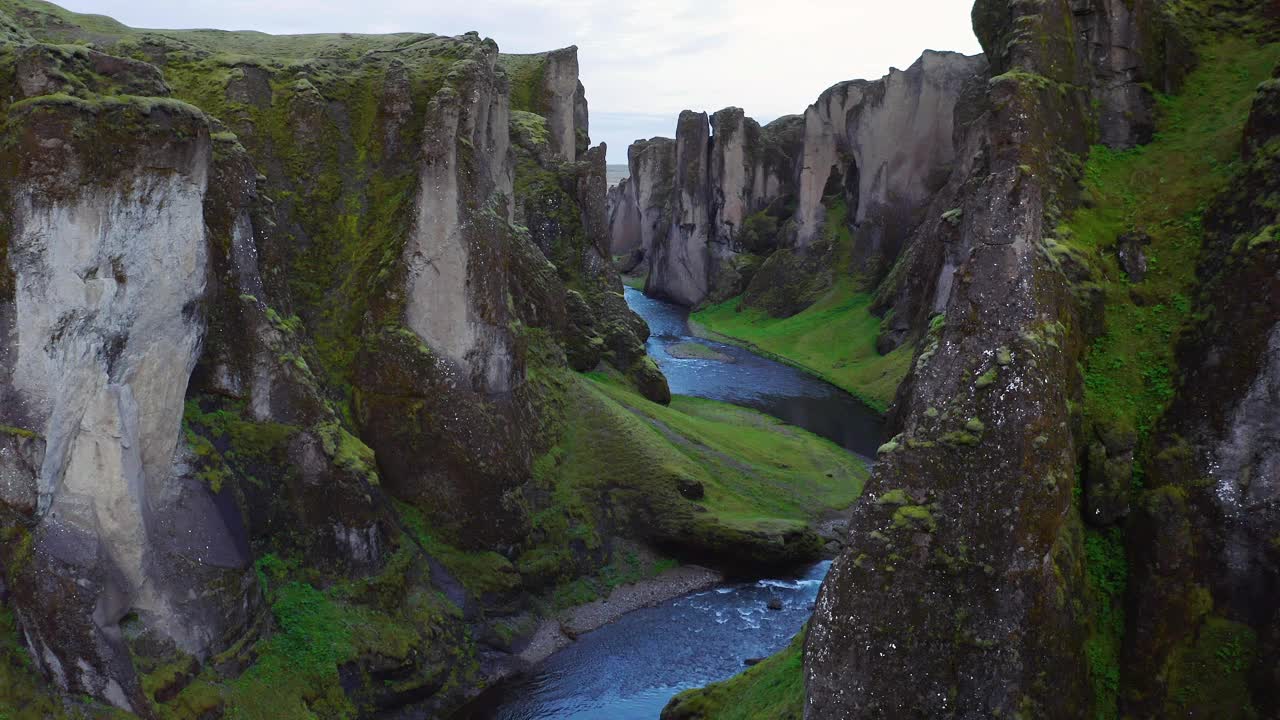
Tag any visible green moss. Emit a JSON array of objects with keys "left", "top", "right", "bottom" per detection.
[
  {"left": 0, "top": 603, "right": 70, "bottom": 720},
  {"left": 1165, "top": 617, "right": 1259, "bottom": 718},
  {"left": 395, "top": 501, "right": 522, "bottom": 597},
  {"left": 224, "top": 574, "right": 357, "bottom": 718},
  {"left": 183, "top": 397, "right": 300, "bottom": 492},
  {"left": 891, "top": 505, "right": 936, "bottom": 533},
  {"left": 1084, "top": 526, "right": 1127, "bottom": 719},
  {"left": 499, "top": 53, "right": 548, "bottom": 114},
  {"left": 975, "top": 367, "right": 999, "bottom": 388},
  {"left": 1062, "top": 39, "right": 1280, "bottom": 440},
  {"left": 510, "top": 109, "right": 550, "bottom": 147},
  {"left": 876, "top": 488, "right": 911, "bottom": 506},
  {"left": 316, "top": 421, "right": 379, "bottom": 485},
  {"left": 0, "top": 425, "right": 37, "bottom": 439},
  {"left": 662, "top": 627, "right": 806, "bottom": 719}
]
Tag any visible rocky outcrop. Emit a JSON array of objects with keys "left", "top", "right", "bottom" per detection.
[
  {"left": 500, "top": 46, "right": 589, "bottom": 162},
  {"left": 792, "top": 51, "right": 987, "bottom": 266},
  {"left": 608, "top": 136, "right": 678, "bottom": 274},
  {"left": 1127, "top": 66, "right": 1280, "bottom": 717},
  {"left": 614, "top": 52, "right": 985, "bottom": 309},
  {"left": 0, "top": 98, "right": 220, "bottom": 713},
  {"left": 647, "top": 111, "right": 714, "bottom": 306},
  {"left": 607, "top": 175, "right": 642, "bottom": 262},
  {"left": 804, "top": 0, "right": 1276, "bottom": 718},
  {"left": 404, "top": 49, "right": 517, "bottom": 395}
]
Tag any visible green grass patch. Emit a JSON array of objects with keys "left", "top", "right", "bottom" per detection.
[
  {"left": 0, "top": 604, "right": 71, "bottom": 720},
  {"left": 588, "top": 376, "right": 867, "bottom": 527},
  {"left": 1084, "top": 526, "right": 1127, "bottom": 720},
  {"left": 395, "top": 501, "right": 523, "bottom": 597},
  {"left": 663, "top": 627, "right": 806, "bottom": 720},
  {"left": 1165, "top": 616, "right": 1259, "bottom": 718},
  {"left": 212, "top": 552, "right": 464, "bottom": 720},
  {"left": 1060, "top": 38, "right": 1280, "bottom": 439},
  {"left": 515, "top": 369, "right": 866, "bottom": 584},
  {"left": 692, "top": 198, "right": 908, "bottom": 413},
  {"left": 693, "top": 290, "right": 911, "bottom": 413}
]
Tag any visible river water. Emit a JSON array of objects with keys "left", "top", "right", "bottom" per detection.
[{"left": 457, "top": 289, "right": 882, "bottom": 719}]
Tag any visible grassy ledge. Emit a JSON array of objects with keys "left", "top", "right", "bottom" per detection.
[
  {"left": 691, "top": 291, "right": 910, "bottom": 414},
  {"left": 662, "top": 626, "right": 806, "bottom": 720},
  {"left": 690, "top": 200, "right": 911, "bottom": 413}
]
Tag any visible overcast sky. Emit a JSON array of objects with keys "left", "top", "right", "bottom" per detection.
[{"left": 59, "top": 0, "right": 983, "bottom": 164}]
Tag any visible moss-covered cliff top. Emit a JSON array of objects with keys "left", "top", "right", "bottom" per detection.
[{"left": 0, "top": 0, "right": 575, "bottom": 69}]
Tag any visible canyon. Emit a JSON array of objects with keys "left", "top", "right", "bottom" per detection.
[{"left": 1, "top": 0, "right": 1279, "bottom": 718}]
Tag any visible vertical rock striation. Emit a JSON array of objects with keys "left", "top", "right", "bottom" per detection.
[
  {"left": 613, "top": 52, "right": 986, "bottom": 310},
  {"left": 0, "top": 98, "right": 219, "bottom": 713}
]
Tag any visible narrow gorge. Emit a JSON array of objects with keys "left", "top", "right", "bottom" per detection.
[{"left": 1, "top": 0, "right": 1278, "bottom": 718}]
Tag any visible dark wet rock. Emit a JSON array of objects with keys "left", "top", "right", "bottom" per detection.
[
  {"left": 766, "top": 598, "right": 783, "bottom": 611},
  {"left": 1115, "top": 230, "right": 1152, "bottom": 282},
  {"left": 675, "top": 475, "right": 706, "bottom": 501},
  {"left": 1085, "top": 424, "right": 1136, "bottom": 526},
  {"left": 806, "top": 0, "right": 1110, "bottom": 714},
  {"left": 743, "top": 657, "right": 764, "bottom": 666}
]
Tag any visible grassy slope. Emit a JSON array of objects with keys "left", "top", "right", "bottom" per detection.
[
  {"left": 590, "top": 376, "right": 866, "bottom": 527},
  {"left": 1057, "top": 38, "right": 1280, "bottom": 719},
  {"left": 1064, "top": 38, "right": 1280, "bottom": 440},
  {"left": 692, "top": 204, "right": 912, "bottom": 413},
  {"left": 663, "top": 628, "right": 805, "bottom": 720}
]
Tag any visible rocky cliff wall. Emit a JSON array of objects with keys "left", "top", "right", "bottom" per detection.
[
  {"left": 0, "top": 6, "right": 670, "bottom": 716},
  {"left": 805, "top": 0, "right": 1277, "bottom": 718},
  {"left": 610, "top": 52, "right": 985, "bottom": 309}
]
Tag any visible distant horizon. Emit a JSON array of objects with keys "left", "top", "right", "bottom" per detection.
[{"left": 57, "top": 0, "right": 984, "bottom": 163}]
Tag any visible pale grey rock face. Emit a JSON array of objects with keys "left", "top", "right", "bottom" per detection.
[
  {"left": 1213, "top": 324, "right": 1280, "bottom": 514},
  {"left": 647, "top": 111, "right": 713, "bottom": 306},
  {"left": 616, "top": 52, "right": 983, "bottom": 308},
  {"left": 2, "top": 126, "right": 225, "bottom": 711},
  {"left": 794, "top": 50, "right": 988, "bottom": 258},
  {"left": 629, "top": 137, "right": 678, "bottom": 264},
  {"left": 543, "top": 46, "right": 584, "bottom": 162},
  {"left": 13, "top": 175, "right": 208, "bottom": 547},
  {"left": 607, "top": 177, "right": 642, "bottom": 258},
  {"left": 405, "top": 49, "right": 518, "bottom": 395}
]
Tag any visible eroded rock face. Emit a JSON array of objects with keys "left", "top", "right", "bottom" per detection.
[
  {"left": 616, "top": 52, "right": 985, "bottom": 309},
  {"left": 0, "top": 99, "right": 231, "bottom": 713},
  {"left": 629, "top": 137, "right": 678, "bottom": 266},
  {"left": 0, "top": 16, "right": 668, "bottom": 716},
  {"left": 793, "top": 51, "right": 988, "bottom": 268},
  {"left": 647, "top": 111, "right": 713, "bottom": 306},
  {"left": 404, "top": 48, "right": 518, "bottom": 395},
  {"left": 805, "top": 0, "right": 1103, "bottom": 715}
]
